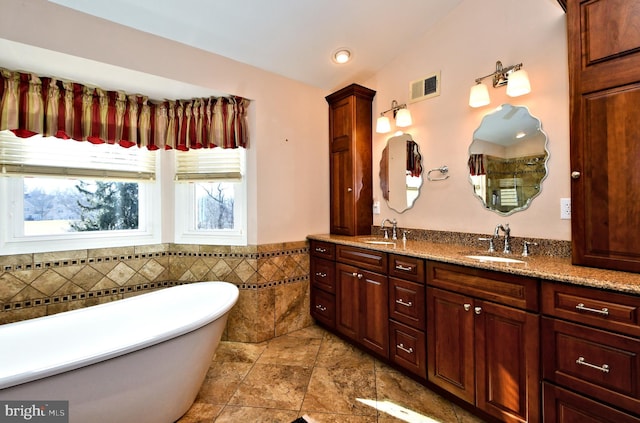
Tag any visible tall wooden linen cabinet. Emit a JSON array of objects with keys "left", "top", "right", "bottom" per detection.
[
  {"left": 325, "top": 84, "right": 376, "bottom": 236},
  {"left": 567, "top": 0, "right": 640, "bottom": 272}
]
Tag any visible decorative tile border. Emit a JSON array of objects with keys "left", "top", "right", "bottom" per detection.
[{"left": 0, "top": 242, "right": 310, "bottom": 320}]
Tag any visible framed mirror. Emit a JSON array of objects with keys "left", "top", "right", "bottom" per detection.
[
  {"left": 468, "top": 104, "right": 549, "bottom": 215},
  {"left": 380, "top": 133, "right": 423, "bottom": 213}
]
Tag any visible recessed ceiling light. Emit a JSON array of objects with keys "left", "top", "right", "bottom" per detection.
[{"left": 332, "top": 48, "right": 351, "bottom": 64}]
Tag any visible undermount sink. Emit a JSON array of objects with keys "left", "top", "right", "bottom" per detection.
[
  {"left": 359, "top": 238, "right": 397, "bottom": 246},
  {"left": 465, "top": 255, "right": 525, "bottom": 264}
]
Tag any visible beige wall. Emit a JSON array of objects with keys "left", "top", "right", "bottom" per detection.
[
  {"left": 364, "top": 0, "right": 570, "bottom": 241},
  {"left": 0, "top": 0, "right": 570, "bottom": 246},
  {"left": 0, "top": 0, "right": 330, "bottom": 246}
]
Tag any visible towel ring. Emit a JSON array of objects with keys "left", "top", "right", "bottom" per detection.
[{"left": 427, "top": 165, "right": 450, "bottom": 182}]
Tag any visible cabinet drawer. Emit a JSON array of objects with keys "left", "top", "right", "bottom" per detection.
[
  {"left": 542, "top": 317, "right": 640, "bottom": 414},
  {"left": 427, "top": 261, "right": 539, "bottom": 311},
  {"left": 542, "top": 282, "right": 640, "bottom": 337},
  {"left": 311, "top": 257, "right": 335, "bottom": 293},
  {"left": 336, "top": 244, "right": 387, "bottom": 273},
  {"left": 389, "top": 277, "right": 425, "bottom": 330},
  {"left": 311, "top": 288, "right": 335, "bottom": 328},
  {"left": 389, "top": 320, "right": 426, "bottom": 378},
  {"left": 310, "top": 240, "right": 335, "bottom": 260},
  {"left": 388, "top": 254, "right": 425, "bottom": 283},
  {"left": 543, "top": 383, "right": 640, "bottom": 423}
]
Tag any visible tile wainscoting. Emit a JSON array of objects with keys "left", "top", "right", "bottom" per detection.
[{"left": 0, "top": 241, "right": 312, "bottom": 342}]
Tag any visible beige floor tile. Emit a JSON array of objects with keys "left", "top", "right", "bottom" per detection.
[
  {"left": 196, "top": 362, "right": 254, "bottom": 405},
  {"left": 213, "top": 405, "right": 298, "bottom": 422},
  {"left": 301, "top": 366, "right": 377, "bottom": 416},
  {"left": 375, "top": 367, "right": 460, "bottom": 423},
  {"left": 178, "top": 325, "right": 488, "bottom": 423},
  {"left": 315, "top": 333, "right": 375, "bottom": 370},
  {"left": 228, "top": 363, "right": 312, "bottom": 410},
  {"left": 257, "top": 334, "right": 321, "bottom": 366},
  {"left": 302, "top": 412, "right": 377, "bottom": 422},
  {"left": 212, "top": 340, "right": 267, "bottom": 363},
  {"left": 175, "top": 401, "right": 223, "bottom": 422}
]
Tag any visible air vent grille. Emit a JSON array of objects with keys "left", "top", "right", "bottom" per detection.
[{"left": 409, "top": 71, "right": 440, "bottom": 103}]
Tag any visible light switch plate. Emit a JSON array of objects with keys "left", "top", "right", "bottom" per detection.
[
  {"left": 560, "top": 198, "right": 571, "bottom": 220},
  {"left": 373, "top": 201, "right": 381, "bottom": 215}
]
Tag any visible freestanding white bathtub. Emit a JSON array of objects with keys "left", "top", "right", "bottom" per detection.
[{"left": 0, "top": 281, "right": 239, "bottom": 423}]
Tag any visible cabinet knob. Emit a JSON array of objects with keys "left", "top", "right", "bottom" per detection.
[
  {"left": 347, "top": 187, "right": 353, "bottom": 192},
  {"left": 474, "top": 306, "right": 482, "bottom": 315},
  {"left": 352, "top": 272, "right": 363, "bottom": 279},
  {"left": 571, "top": 171, "right": 581, "bottom": 179},
  {"left": 463, "top": 303, "right": 471, "bottom": 311}
]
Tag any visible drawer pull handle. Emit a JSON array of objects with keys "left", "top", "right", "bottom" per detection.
[
  {"left": 315, "top": 304, "right": 327, "bottom": 312},
  {"left": 315, "top": 272, "right": 327, "bottom": 278},
  {"left": 395, "top": 299, "right": 413, "bottom": 307},
  {"left": 397, "top": 343, "right": 414, "bottom": 354},
  {"left": 395, "top": 264, "right": 413, "bottom": 272},
  {"left": 576, "top": 303, "right": 609, "bottom": 316},
  {"left": 315, "top": 247, "right": 327, "bottom": 253},
  {"left": 576, "top": 356, "right": 610, "bottom": 373}
]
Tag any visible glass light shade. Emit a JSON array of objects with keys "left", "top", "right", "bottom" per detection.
[
  {"left": 376, "top": 116, "right": 391, "bottom": 133},
  {"left": 469, "top": 83, "right": 490, "bottom": 108},
  {"left": 506, "top": 69, "right": 531, "bottom": 97},
  {"left": 395, "top": 108, "right": 412, "bottom": 127},
  {"left": 333, "top": 49, "right": 351, "bottom": 64}
]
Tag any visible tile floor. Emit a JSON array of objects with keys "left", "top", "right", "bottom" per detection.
[{"left": 177, "top": 325, "right": 487, "bottom": 423}]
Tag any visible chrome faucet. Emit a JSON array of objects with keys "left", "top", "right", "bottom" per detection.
[
  {"left": 494, "top": 223, "right": 512, "bottom": 254},
  {"left": 381, "top": 218, "right": 398, "bottom": 240}
]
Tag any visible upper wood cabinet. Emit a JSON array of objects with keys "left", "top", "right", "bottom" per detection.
[
  {"left": 325, "top": 84, "right": 376, "bottom": 236},
  {"left": 567, "top": 0, "right": 640, "bottom": 272}
]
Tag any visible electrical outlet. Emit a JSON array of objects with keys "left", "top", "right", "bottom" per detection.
[
  {"left": 560, "top": 198, "right": 571, "bottom": 220},
  {"left": 373, "top": 201, "right": 381, "bottom": 215}
]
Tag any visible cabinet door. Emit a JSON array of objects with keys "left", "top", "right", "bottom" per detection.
[
  {"left": 543, "top": 383, "right": 640, "bottom": 423},
  {"left": 568, "top": 0, "right": 640, "bottom": 272},
  {"left": 476, "top": 300, "right": 540, "bottom": 423},
  {"left": 359, "top": 269, "right": 389, "bottom": 358},
  {"left": 336, "top": 262, "right": 359, "bottom": 340},
  {"left": 427, "top": 287, "right": 475, "bottom": 403}
]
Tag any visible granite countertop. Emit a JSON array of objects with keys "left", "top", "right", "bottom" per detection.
[{"left": 308, "top": 234, "right": 640, "bottom": 296}]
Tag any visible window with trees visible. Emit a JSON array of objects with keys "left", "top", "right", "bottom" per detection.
[
  {"left": 0, "top": 131, "right": 159, "bottom": 254},
  {"left": 174, "top": 147, "right": 247, "bottom": 246}
]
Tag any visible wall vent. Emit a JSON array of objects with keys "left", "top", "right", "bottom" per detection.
[{"left": 409, "top": 71, "right": 441, "bottom": 103}]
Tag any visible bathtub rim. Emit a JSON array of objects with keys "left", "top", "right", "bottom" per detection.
[{"left": 0, "top": 281, "right": 239, "bottom": 390}]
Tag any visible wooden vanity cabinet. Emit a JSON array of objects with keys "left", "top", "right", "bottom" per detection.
[
  {"left": 325, "top": 84, "right": 376, "bottom": 236},
  {"left": 335, "top": 245, "right": 389, "bottom": 358},
  {"left": 388, "top": 254, "right": 427, "bottom": 378},
  {"left": 567, "top": 0, "right": 640, "bottom": 272},
  {"left": 309, "top": 240, "right": 336, "bottom": 328},
  {"left": 426, "top": 261, "right": 540, "bottom": 423},
  {"left": 541, "top": 282, "right": 640, "bottom": 420}
]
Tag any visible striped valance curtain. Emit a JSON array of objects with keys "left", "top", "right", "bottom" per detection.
[{"left": 0, "top": 68, "right": 249, "bottom": 150}]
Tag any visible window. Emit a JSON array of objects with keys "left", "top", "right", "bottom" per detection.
[
  {"left": 0, "top": 131, "right": 160, "bottom": 254},
  {"left": 174, "top": 147, "right": 247, "bottom": 246}
]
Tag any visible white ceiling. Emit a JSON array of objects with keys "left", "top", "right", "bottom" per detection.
[{"left": 47, "top": 0, "right": 464, "bottom": 90}]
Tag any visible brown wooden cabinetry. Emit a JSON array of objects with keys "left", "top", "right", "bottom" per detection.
[
  {"left": 333, "top": 244, "right": 388, "bottom": 358},
  {"left": 325, "top": 84, "right": 376, "bottom": 236},
  {"left": 541, "top": 282, "right": 640, "bottom": 420},
  {"left": 426, "top": 262, "right": 540, "bottom": 423},
  {"left": 567, "top": 0, "right": 640, "bottom": 272},
  {"left": 388, "top": 254, "right": 426, "bottom": 377},
  {"left": 309, "top": 241, "right": 336, "bottom": 328}
]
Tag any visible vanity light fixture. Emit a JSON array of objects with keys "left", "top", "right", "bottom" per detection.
[
  {"left": 376, "top": 100, "right": 413, "bottom": 133},
  {"left": 332, "top": 48, "right": 352, "bottom": 64},
  {"left": 469, "top": 60, "right": 531, "bottom": 108}
]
